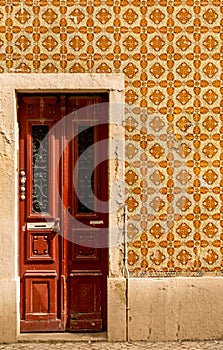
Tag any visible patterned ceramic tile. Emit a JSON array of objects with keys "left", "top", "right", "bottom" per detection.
[{"left": 1, "top": 0, "right": 223, "bottom": 275}]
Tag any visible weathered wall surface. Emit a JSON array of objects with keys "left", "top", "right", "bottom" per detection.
[
  {"left": 128, "top": 277, "right": 223, "bottom": 341},
  {"left": 0, "top": 82, "right": 19, "bottom": 343},
  {"left": 0, "top": 0, "right": 222, "bottom": 275},
  {"left": 1, "top": 0, "right": 223, "bottom": 343}
]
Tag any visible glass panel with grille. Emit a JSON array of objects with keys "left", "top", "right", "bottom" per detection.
[
  {"left": 32, "top": 125, "right": 49, "bottom": 213},
  {"left": 77, "top": 126, "right": 95, "bottom": 213}
]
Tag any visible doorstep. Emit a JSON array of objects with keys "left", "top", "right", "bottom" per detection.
[{"left": 18, "top": 332, "right": 107, "bottom": 343}]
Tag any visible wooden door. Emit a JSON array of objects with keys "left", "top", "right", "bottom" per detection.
[
  {"left": 65, "top": 96, "right": 108, "bottom": 331},
  {"left": 18, "top": 93, "right": 108, "bottom": 332}
]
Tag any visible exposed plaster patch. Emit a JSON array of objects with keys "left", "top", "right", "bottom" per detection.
[
  {"left": 114, "top": 282, "right": 126, "bottom": 304},
  {"left": 0, "top": 128, "right": 13, "bottom": 157}
]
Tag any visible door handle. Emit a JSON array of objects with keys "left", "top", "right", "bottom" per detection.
[{"left": 53, "top": 218, "right": 60, "bottom": 233}]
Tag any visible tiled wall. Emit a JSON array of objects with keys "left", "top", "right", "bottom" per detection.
[{"left": 1, "top": 0, "right": 223, "bottom": 276}]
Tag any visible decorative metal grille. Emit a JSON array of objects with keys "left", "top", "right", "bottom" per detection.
[{"left": 32, "top": 125, "right": 49, "bottom": 213}]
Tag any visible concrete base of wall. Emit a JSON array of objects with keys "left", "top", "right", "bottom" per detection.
[
  {"left": 0, "top": 278, "right": 19, "bottom": 343},
  {"left": 128, "top": 277, "right": 223, "bottom": 342},
  {"left": 107, "top": 278, "right": 126, "bottom": 342},
  {"left": 107, "top": 277, "right": 223, "bottom": 342}
]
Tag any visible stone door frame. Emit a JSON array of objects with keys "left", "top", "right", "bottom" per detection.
[{"left": 0, "top": 73, "right": 125, "bottom": 343}]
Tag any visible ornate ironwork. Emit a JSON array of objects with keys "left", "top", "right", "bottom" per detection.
[{"left": 32, "top": 125, "right": 49, "bottom": 213}]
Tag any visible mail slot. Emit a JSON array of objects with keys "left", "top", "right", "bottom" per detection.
[{"left": 27, "top": 222, "right": 55, "bottom": 230}]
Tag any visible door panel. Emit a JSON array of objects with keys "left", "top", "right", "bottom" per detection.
[
  {"left": 24, "top": 270, "right": 57, "bottom": 319},
  {"left": 25, "top": 229, "right": 56, "bottom": 263},
  {"left": 69, "top": 272, "right": 102, "bottom": 331},
  {"left": 66, "top": 96, "right": 108, "bottom": 331},
  {"left": 19, "top": 95, "right": 61, "bottom": 332},
  {"left": 19, "top": 93, "right": 108, "bottom": 332}
]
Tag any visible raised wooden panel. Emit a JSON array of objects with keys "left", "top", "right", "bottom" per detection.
[
  {"left": 71, "top": 229, "right": 100, "bottom": 262},
  {"left": 24, "top": 270, "right": 57, "bottom": 321},
  {"left": 21, "top": 270, "right": 61, "bottom": 331},
  {"left": 69, "top": 271, "right": 103, "bottom": 332},
  {"left": 23, "top": 96, "right": 58, "bottom": 117},
  {"left": 26, "top": 230, "right": 56, "bottom": 262},
  {"left": 32, "top": 282, "right": 49, "bottom": 313}
]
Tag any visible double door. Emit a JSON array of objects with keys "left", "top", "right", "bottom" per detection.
[{"left": 18, "top": 93, "right": 108, "bottom": 332}]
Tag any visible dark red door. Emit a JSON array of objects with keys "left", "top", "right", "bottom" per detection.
[{"left": 18, "top": 93, "right": 108, "bottom": 332}]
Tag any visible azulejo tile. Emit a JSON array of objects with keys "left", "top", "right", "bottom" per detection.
[{"left": 1, "top": 0, "right": 223, "bottom": 275}]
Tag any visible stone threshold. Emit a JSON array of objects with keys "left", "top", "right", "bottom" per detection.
[{"left": 18, "top": 332, "right": 107, "bottom": 343}]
